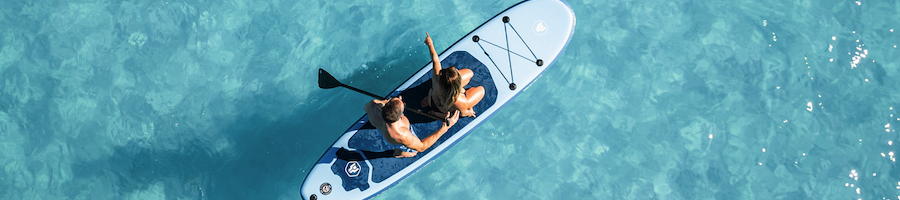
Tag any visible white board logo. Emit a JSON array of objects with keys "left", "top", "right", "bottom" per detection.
[
  {"left": 345, "top": 161, "right": 361, "bottom": 177},
  {"left": 533, "top": 20, "right": 548, "bottom": 35}
]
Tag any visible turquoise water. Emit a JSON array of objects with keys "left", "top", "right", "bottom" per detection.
[{"left": 1, "top": 0, "right": 899, "bottom": 199}]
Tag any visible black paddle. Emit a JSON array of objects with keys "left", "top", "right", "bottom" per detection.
[{"left": 318, "top": 68, "right": 451, "bottom": 124}]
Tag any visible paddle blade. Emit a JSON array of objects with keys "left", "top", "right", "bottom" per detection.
[{"left": 318, "top": 68, "right": 343, "bottom": 89}]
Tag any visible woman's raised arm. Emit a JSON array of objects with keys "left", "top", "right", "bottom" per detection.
[{"left": 425, "top": 32, "right": 442, "bottom": 76}]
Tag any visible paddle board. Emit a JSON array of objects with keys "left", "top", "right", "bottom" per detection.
[{"left": 301, "top": 0, "right": 575, "bottom": 199}]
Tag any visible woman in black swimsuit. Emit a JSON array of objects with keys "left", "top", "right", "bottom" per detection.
[{"left": 420, "top": 33, "right": 484, "bottom": 117}]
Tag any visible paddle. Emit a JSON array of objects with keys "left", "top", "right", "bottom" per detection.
[{"left": 318, "top": 68, "right": 450, "bottom": 125}]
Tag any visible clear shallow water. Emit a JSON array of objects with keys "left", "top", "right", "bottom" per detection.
[{"left": 1, "top": 0, "right": 898, "bottom": 199}]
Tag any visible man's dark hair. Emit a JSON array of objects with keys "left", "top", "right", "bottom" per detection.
[{"left": 382, "top": 99, "right": 403, "bottom": 123}]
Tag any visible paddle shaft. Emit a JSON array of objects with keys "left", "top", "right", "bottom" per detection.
[
  {"left": 340, "top": 83, "right": 384, "bottom": 101},
  {"left": 338, "top": 84, "right": 448, "bottom": 124}
]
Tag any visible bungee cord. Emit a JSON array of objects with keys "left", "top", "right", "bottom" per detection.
[{"left": 472, "top": 16, "right": 543, "bottom": 90}]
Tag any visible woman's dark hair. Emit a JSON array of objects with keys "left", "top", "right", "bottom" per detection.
[{"left": 437, "top": 66, "right": 461, "bottom": 110}]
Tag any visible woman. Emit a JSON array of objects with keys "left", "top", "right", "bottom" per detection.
[{"left": 420, "top": 32, "right": 484, "bottom": 117}]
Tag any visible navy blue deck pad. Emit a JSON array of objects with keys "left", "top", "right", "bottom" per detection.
[
  {"left": 345, "top": 51, "right": 498, "bottom": 183},
  {"left": 330, "top": 153, "right": 371, "bottom": 191}
]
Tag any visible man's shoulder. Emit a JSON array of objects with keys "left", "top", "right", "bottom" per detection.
[
  {"left": 388, "top": 124, "right": 415, "bottom": 142},
  {"left": 402, "top": 125, "right": 418, "bottom": 142}
]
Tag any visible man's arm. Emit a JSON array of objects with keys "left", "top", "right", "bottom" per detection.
[
  {"left": 364, "top": 99, "right": 389, "bottom": 112},
  {"left": 425, "top": 33, "right": 442, "bottom": 77},
  {"left": 404, "top": 110, "right": 459, "bottom": 152},
  {"left": 364, "top": 99, "right": 388, "bottom": 126},
  {"left": 363, "top": 100, "right": 377, "bottom": 115}
]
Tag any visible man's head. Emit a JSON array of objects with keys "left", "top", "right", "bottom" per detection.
[{"left": 381, "top": 96, "right": 404, "bottom": 124}]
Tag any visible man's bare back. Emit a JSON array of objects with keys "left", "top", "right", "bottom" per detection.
[{"left": 363, "top": 99, "right": 411, "bottom": 144}]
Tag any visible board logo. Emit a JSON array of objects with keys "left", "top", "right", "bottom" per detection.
[
  {"left": 345, "top": 161, "right": 361, "bottom": 177},
  {"left": 533, "top": 20, "right": 548, "bottom": 35}
]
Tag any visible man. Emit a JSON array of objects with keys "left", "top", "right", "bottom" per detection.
[{"left": 364, "top": 96, "right": 460, "bottom": 158}]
